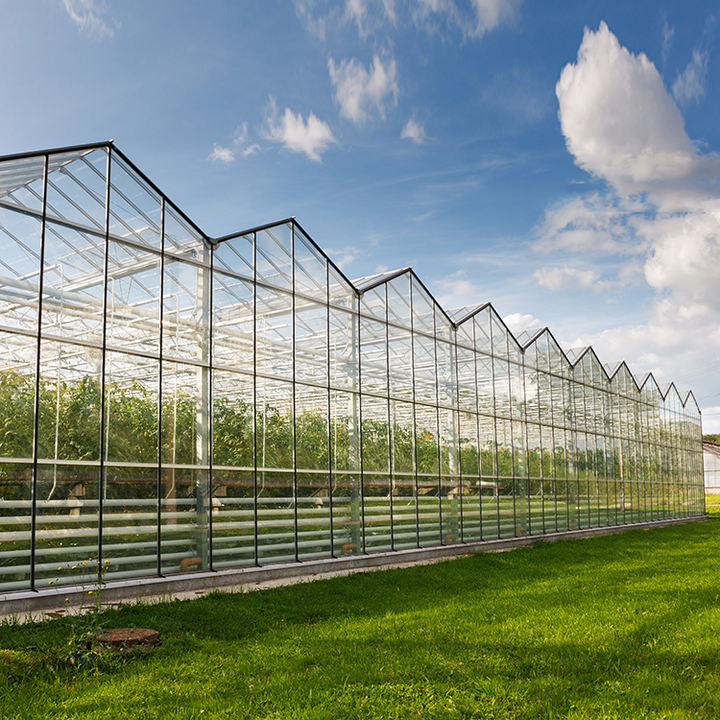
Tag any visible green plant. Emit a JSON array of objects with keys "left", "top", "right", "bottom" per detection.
[{"left": 47, "top": 557, "right": 115, "bottom": 672}]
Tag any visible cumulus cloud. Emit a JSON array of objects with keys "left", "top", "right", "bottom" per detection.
[
  {"left": 329, "top": 55, "right": 399, "bottom": 125},
  {"left": 263, "top": 97, "right": 337, "bottom": 162},
  {"left": 61, "top": 0, "right": 118, "bottom": 39},
  {"left": 503, "top": 312, "right": 541, "bottom": 334},
  {"left": 672, "top": 48, "right": 709, "bottom": 105},
  {"left": 401, "top": 118, "right": 427, "bottom": 144},
  {"left": 544, "top": 21, "right": 720, "bottom": 408},
  {"left": 555, "top": 22, "right": 720, "bottom": 196}
]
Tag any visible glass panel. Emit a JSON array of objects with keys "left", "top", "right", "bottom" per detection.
[
  {"left": 0, "top": 209, "right": 42, "bottom": 333},
  {"left": 256, "top": 284, "right": 292, "bottom": 379},
  {"left": 42, "top": 220, "right": 105, "bottom": 343},
  {"left": 255, "top": 376, "right": 295, "bottom": 563},
  {"left": 295, "top": 301, "right": 327, "bottom": 385},
  {"left": 330, "top": 390, "right": 360, "bottom": 555},
  {"left": 160, "top": 361, "right": 210, "bottom": 573},
  {"left": 256, "top": 223, "right": 292, "bottom": 290},
  {"left": 103, "top": 351, "right": 159, "bottom": 580},
  {"left": 163, "top": 256, "right": 211, "bottom": 364},
  {"left": 212, "top": 271, "right": 253, "bottom": 373},
  {"left": 109, "top": 155, "right": 161, "bottom": 249},
  {"left": 330, "top": 308, "right": 358, "bottom": 391}
]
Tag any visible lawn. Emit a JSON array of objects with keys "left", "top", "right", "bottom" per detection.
[{"left": 0, "top": 511, "right": 718, "bottom": 719}]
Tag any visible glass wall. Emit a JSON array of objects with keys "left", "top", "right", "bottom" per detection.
[{"left": 0, "top": 144, "right": 706, "bottom": 594}]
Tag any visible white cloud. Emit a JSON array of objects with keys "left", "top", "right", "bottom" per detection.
[
  {"left": 534, "top": 192, "right": 645, "bottom": 255},
  {"left": 326, "top": 245, "right": 360, "bottom": 269},
  {"left": 293, "top": 0, "right": 332, "bottom": 40},
  {"left": 345, "top": 0, "right": 396, "bottom": 37},
  {"left": 61, "top": 0, "right": 118, "bottom": 39},
  {"left": 329, "top": 55, "right": 399, "bottom": 125},
  {"left": 541, "top": 21, "right": 720, "bottom": 413},
  {"left": 263, "top": 97, "right": 337, "bottom": 162},
  {"left": 209, "top": 123, "right": 262, "bottom": 163},
  {"left": 401, "top": 118, "right": 427, "bottom": 144},
  {"left": 672, "top": 48, "right": 709, "bottom": 105},
  {"left": 241, "top": 143, "right": 261, "bottom": 157},
  {"left": 413, "top": 0, "right": 520, "bottom": 40},
  {"left": 434, "top": 270, "right": 485, "bottom": 309},
  {"left": 209, "top": 144, "right": 236, "bottom": 164},
  {"left": 642, "top": 210, "right": 720, "bottom": 301},
  {"left": 503, "top": 312, "right": 541, "bottom": 334},
  {"left": 662, "top": 17, "right": 674, "bottom": 65},
  {"left": 533, "top": 266, "right": 606, "bottom": 292},
  {"left": 296, "top": 0, "right": 518, "bottom": 42},
  {"left": 556, "top": 21, "right": 720, "bottom": 201}
]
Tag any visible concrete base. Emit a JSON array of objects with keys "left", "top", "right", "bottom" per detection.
[{"left": 0, "top": 515, "right": 705, "bottom": 621}]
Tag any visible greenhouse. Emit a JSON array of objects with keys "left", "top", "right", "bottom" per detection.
[{"left": 0, "top": 142, "right": 705, "bottom": 596}]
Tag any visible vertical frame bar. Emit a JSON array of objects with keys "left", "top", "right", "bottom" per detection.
[
  {"left": 96, "top": 146, "right": 112, "bottom": 578},
  {"left": 325, "top": 260, "right": 334, "bottom": 556},
  {"left": 207, "top": 240, "right": 214, "bottom": 570},
  {"left": 385, "top": 283, "right": 394, "bottom": 550},
  {"left": 156, "top": 197, "right": 165, "bottom": 576},
  {"left": 409, "top": 278, "right": 420, "bottom": 547},
  {"left": 29, "top": 153, "right": 49, "bottom": 591},
  {"left": 252, "top": 232, "right": 259, "bottom": 565},
  {"left": 290, "top": 223, "right": 299, "bottom": 561},
  {"left": 356, "top": 292, "right": 366, "bottom": 553}
]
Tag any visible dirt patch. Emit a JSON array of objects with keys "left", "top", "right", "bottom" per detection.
[{"left": 93, "top": 628, "right": 160, "bottom": 651}]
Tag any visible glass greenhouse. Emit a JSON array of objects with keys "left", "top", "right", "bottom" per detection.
[{"left": 0, "top": 142, "right": 705, "bottom": 595}]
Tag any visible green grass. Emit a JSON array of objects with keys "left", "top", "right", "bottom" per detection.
[
  {"left": 0, "top": 513, "right": 718, "bottom": 719},
  {"left": 704, "top": 494, "right": 720, "bottom": 519}
]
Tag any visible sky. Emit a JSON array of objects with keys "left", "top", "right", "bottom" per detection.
[{"left": 2, "top": 0, "right": 720, "bottom": 429}]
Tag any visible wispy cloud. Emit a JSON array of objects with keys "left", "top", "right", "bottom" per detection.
[
  {"left": 533, "top": 265, "right": 610, "bottom": 292},
  {"left": 209, "top": 144, "right": 236, "bottom": 164},
  {"left": 672, "top": 48, "right": 709, "bottom": 105},
  {"left": 533, "top": 193, "right": 645, "bottom": 255},
  {"left": 295, "top": 0, "right": 521, "bottom": 43},
  {"left": 61, "top": 0, "right": 118, "bottom": 39},
  {"left": 401, "top": 118, "right": 427, "bottom": 144},
  {"left": 661, "top": 16, "right": 674, "bottom": 65},
  {"left": 329, "top": 55, "right": 398, "bottom": 125},
  {"left": 434, "top": 269, "right": 485, "bottom": 309},
  {"left": 413, "top": 0, "right": 521, "bottom": 41},
  {"left": 263, "top": 97, "right": 337, "bottom": 162},
  {"left": 325, "top": 244, "right": 361, "bottom": 269},
  {"left": 209, "top": 123, "right": 262, "bottom": 163},
  {"left": 345, "top": 0, "right": 397, "bottom": 38},
  {"left": 293, "top": 0, "right": 396, "bottom": 40}
]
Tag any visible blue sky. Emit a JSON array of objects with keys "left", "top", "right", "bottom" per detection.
[{"left": 2, "top": 0, "right": 720, "bottom": 429}]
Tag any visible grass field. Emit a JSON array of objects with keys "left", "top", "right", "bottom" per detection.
[{"left": 0, "top": 508, "right": 718, "bottom": 719}]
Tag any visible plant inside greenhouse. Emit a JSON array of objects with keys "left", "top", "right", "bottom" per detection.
[{"left": 0, "top": 142, "right": 705, "bottom": 597}]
